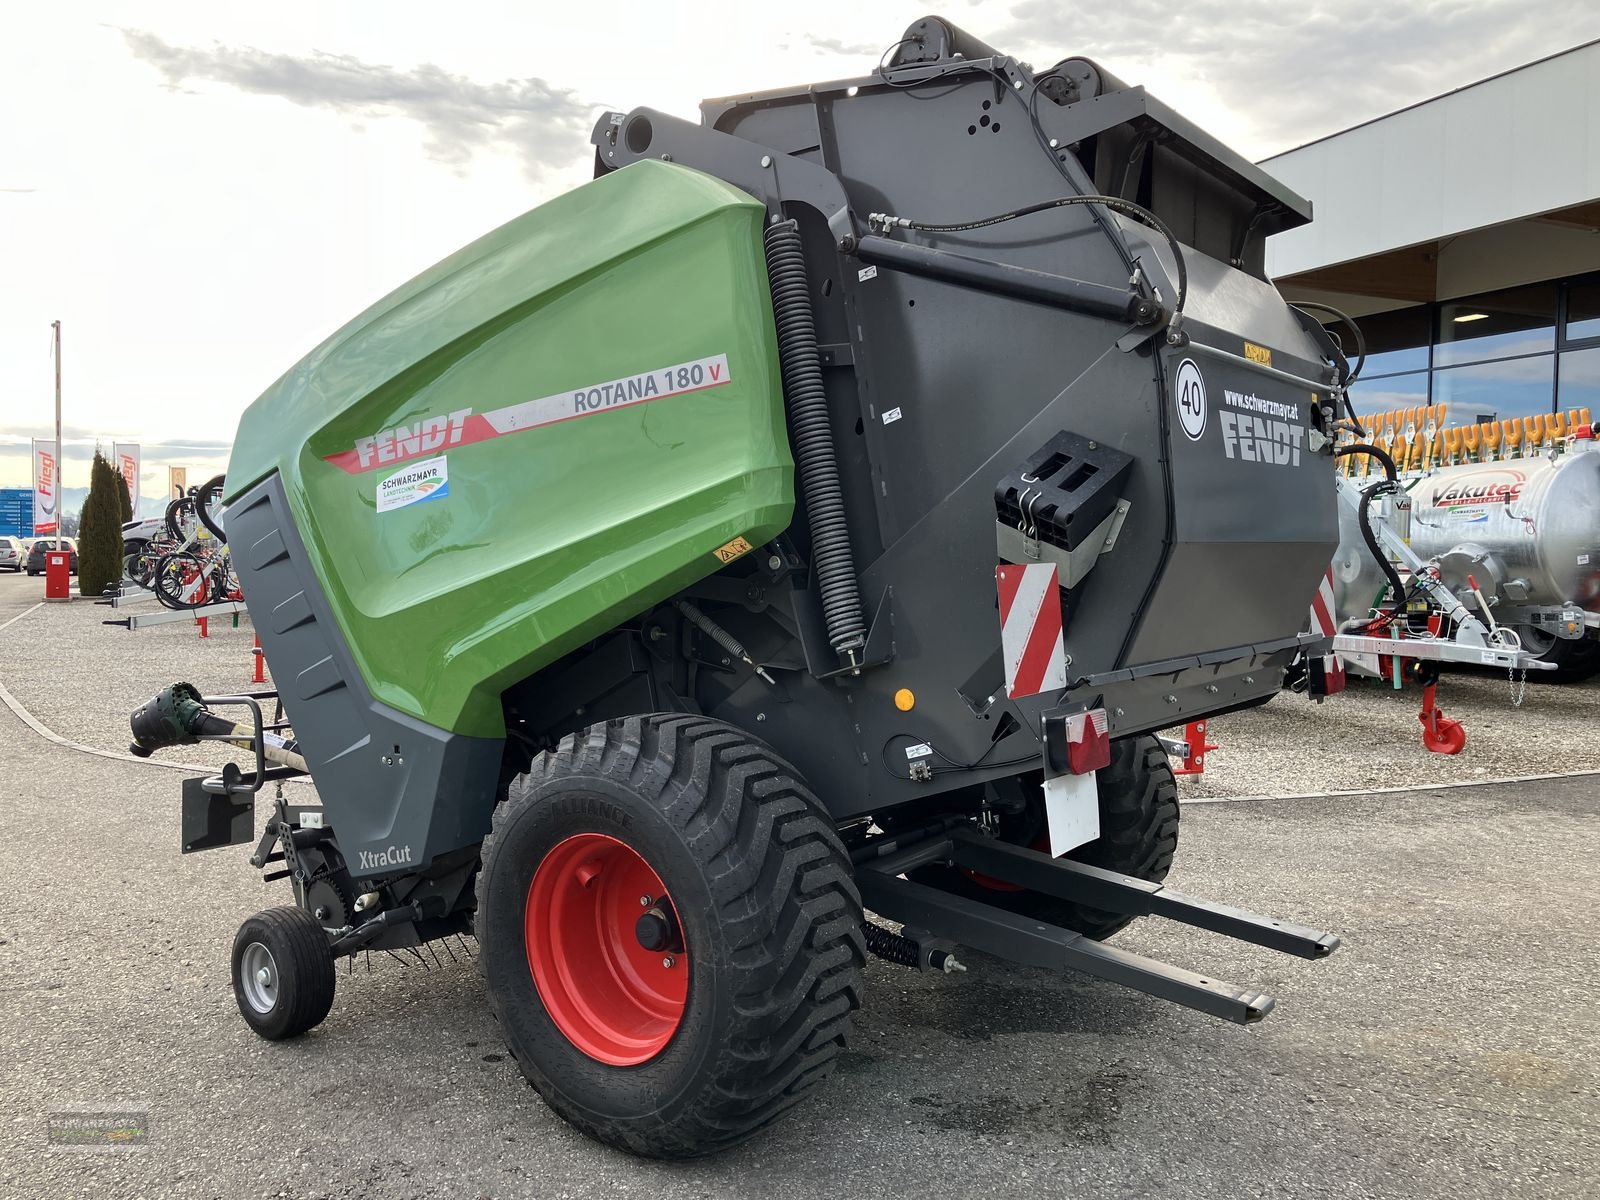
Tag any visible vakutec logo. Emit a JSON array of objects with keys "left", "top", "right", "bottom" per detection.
[{"left": 357, "top": 845, "right": 415, "bottom": 871}]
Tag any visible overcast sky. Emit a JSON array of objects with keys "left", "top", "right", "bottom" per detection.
[{"left": 4, "top": 0, "right": 1598, "bottom": 504}]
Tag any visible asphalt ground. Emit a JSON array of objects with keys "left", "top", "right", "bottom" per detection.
[{"left": 1, "top": 573, "right": 1596, "bottom": 1198}]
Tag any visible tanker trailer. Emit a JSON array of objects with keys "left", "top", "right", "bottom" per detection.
[{"left": 1330, "top": 431, "right": 1600, "bottom": 682}]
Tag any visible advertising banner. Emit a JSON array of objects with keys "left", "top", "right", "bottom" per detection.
[
  {"left": 31, "top": 439, "right": 58, "bottom": 535},
  {"left": 113, "top": 442, "right": 141, "bottom": 513},
  {"left": 168, "top": 465, "right": 187, "bottom": 500}
]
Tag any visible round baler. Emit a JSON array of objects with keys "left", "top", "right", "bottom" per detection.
[{"left": 134, "top": 16, "right": 1346, "bottom": 1158}]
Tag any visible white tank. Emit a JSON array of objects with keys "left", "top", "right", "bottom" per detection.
[{"left": 1405, "top": 444, "right": 1600, "bottom": 610}]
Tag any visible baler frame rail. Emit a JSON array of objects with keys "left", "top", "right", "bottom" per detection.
[{"left": 856, "top": 824, "right": 1338, "bottom": 1025}]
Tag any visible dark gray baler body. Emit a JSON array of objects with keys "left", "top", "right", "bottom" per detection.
[{"left": 589, "top": 22, "right": 1339, "bottom": 821}]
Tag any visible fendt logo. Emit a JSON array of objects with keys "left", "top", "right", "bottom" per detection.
[
  {"left": 1219, "top": 411, "right": 1305, "bottom": 466},
  {"left": 357, "top": 844, "right": 415, "bottom": 871},
  {"left": 353, "top": 410, "right": 472, "bottom": 469},
  {"left": 1433, "top": 469, "right": 1526, "bottom": 508}
]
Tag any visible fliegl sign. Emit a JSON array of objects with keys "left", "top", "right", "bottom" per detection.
[{"left": 1431, "top": 468, "right": 1526, "bottom": 509}]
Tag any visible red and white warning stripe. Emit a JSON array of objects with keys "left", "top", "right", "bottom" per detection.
[
  {"left": 997, "top": 563, "right": 1068, "bottom": 699},
  {"left": 1308, "top": 566, "right": 1346, "bottom": 690}
]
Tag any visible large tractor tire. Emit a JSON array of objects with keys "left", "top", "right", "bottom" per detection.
[
  {"left": 477, "top": 714, "right": 866, "bottom": 1159},
  {"left": 1512, "top": 626, "right": 1600, "bottom": 683},
  {"left": 913, "top": 734, "right": 1180, "bottom": 942}
]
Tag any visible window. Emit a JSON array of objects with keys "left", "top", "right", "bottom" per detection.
[
  {"left": 1432, "top": 355, "right": 1554, "bottom": 424},
  {"left": 1558, "top": 346, "right": 1600, "bottom": 413},
  {"left": 1349, "top": 370, "right": 1428, "bottom": 417},
  {"left": 1352, "top": 306, "right": 1430, "bottom": 377},
  {"left": 1434, "top": 283, "right": 1557, "bottom": 367},
  {"left": 1565, "top": 279, "right": 1600, "bottom": 345}
]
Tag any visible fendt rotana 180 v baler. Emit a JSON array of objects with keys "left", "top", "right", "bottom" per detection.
[{"left": 132, "top": 17, "right": 1352, "bottom": 1157}]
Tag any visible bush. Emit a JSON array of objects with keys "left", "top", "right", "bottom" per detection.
[
  {"left": 77, "top": 452, "right": 125, "bottom": 597},
  {"left": 115, "top": 468, "right": 133, "bottom": 524}
]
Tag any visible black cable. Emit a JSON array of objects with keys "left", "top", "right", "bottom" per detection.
[
  {"left": 872, "top": 47, "right": 1185, "bottom": 322},
  {"left": 1292, "top": 300, "right": 1366, "bottom": 384},
  {"left": 1292, "top": 300, "right": 1368, "bottom": 431},
  {"left": 879, "top": 733, "right": 1036, "bottom": 781}
]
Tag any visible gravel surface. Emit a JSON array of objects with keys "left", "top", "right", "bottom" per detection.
[
  {"left": 1178, "top": 670, "right": 1600, "bottom": 799},
  {"left": 2, "top": 572, "right": 1595, "bottom": 801},
  {"left": 0, "top": 574, "right": 1596, "bottom": 1198},
  {"left": 0, "top": 580, "right": 287, "bottom": 781}
]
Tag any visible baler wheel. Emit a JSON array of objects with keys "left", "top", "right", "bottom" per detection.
[
  {"left": 230, "top": 907, "right": 336, "bottom": 1040},
  {"left": 478, "top": 714, "right": 866, "bottom": 1159}
]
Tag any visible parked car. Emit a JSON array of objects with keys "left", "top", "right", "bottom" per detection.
[
  {"left": 26, "top": 536, "right": 77, "bottom": 576},
  {"left": 0, "top": 536, "right": 24, "bottom": 571}
]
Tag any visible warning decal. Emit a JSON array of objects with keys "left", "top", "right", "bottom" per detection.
[
  {"left": 328, "top": 353, "right": 732, "bottom": 474},
  {"left": 1307, "top": 565, "right": 1345, "bottom": 692},
  {"left": 997, "top": 562, "right": 1068, "bottom": 699},
  {"left": 713, "top": 536, "right": 754, "bottom": 564}
]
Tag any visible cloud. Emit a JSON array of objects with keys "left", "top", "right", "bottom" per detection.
[
  {"left": 120, "top": 29, "right": 597, "bottom": 179},
  {"left": 802, "top": 35, "right": 880, "bottom": 57},
  {"left": 0, "top": 424, "right": 233, "bottom": 455},
  {"left": 996, "top": 0, "right": 1600, "bottom": 156}
]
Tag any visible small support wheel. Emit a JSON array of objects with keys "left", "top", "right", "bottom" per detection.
[
  {"left": 1417, "top": 680, "right": 1468, "bottom": 755},
  {"left": 231, "top": 907, "right": 336, "bottom": 1040}
]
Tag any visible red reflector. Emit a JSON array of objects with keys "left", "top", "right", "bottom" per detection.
[{"left": 1064, "top": 708, "right": 1111, "bottom": 774}]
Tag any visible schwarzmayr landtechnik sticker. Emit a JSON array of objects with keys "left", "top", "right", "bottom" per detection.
[{"left": 377, "top": 455, "right": 449, "bottom": 514}]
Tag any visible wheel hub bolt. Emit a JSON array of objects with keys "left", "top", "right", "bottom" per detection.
[
  {"left": 635, "top": 905, "right": 679, "bottom": 952},
  {"left": 662, "top": 956, "right": 676, "bottom": 969}
]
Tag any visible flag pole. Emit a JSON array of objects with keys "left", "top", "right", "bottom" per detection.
[{"left": 51, "top": 320, "right": 62, "bottom": 550}]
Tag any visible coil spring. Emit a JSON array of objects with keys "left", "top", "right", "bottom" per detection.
[
  {"left": 675, "top": 600, "right": 750, "bottom": 661},
  {"left": 762, "top": 220, "right": 867, "bottom": 659},
  {"left": 863, "top": 921, "right": 920, "bottom": 969}
]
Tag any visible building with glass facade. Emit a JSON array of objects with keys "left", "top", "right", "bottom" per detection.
[{"left": 1259, "top": 40, "right": 1600, "bottom": 429}]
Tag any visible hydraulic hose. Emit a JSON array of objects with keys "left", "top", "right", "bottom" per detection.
[
  {"left": 164, "top": 494, "right": 193, "bottom": 542},
  {"left": 1335, "top": 442, "right": 1395, "bottom": 480},
  {"left": 1292, "top": 300, "right": 1367, "bottom": 429},
  {"left": 194, "top": 474, "right": 227, "bottom": 543},
  {"left": 762, "top": 219, "right": 867, "bottom": 661},
  {"left": 1334, "top": 444, "right": 1407, "bottom": 618}
]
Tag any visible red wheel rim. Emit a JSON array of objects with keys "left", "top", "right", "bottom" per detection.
[
  {"left": 1421, "top": 717, "right": 1467, "bottom": 755},
  {"left": 524, "top": 832, "right": 687, "bottom": 1066}
]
